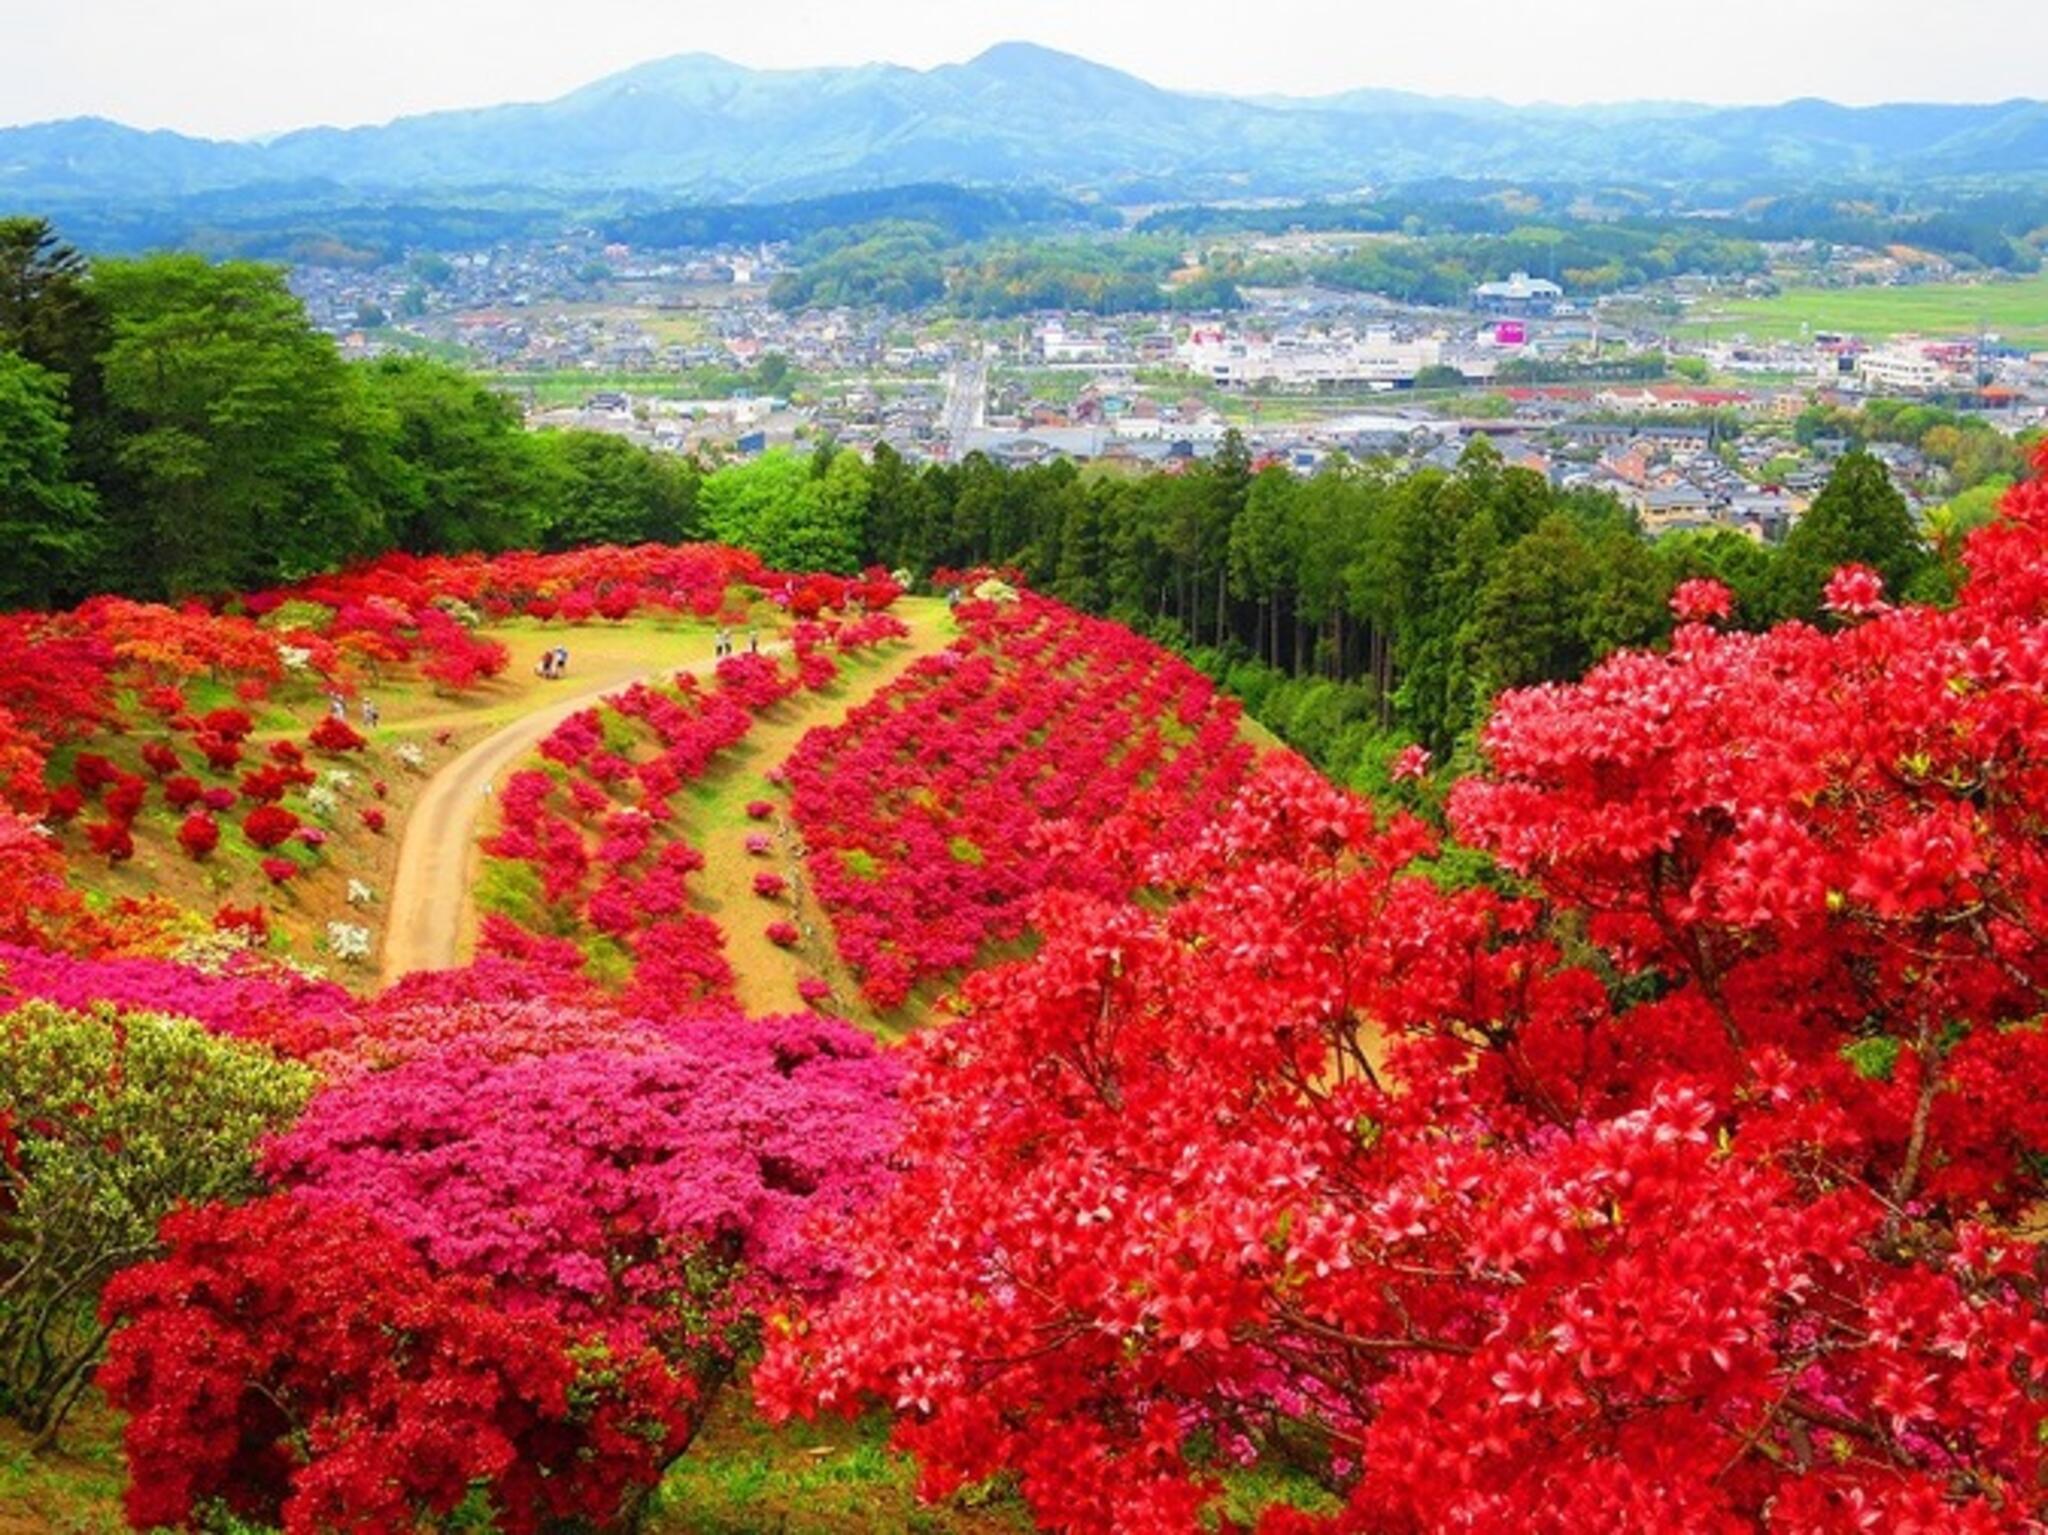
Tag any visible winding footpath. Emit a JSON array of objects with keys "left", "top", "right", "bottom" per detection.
[
  {"left": 378, "top": 653, "right": 745, "bottom": 984},
  {"left": 377, "top": 608, "right": 949, "bottom": 992}
]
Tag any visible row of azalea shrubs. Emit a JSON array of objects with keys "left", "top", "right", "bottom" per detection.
[
  {"left": 478, "top": 613, "right": 909, "bottom": 1014},
  {"left": 784, "top": 593, "right": 1256, "bottom": 1009}
]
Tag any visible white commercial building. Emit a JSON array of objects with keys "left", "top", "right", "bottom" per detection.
[
  {"left": 1855, "top": 348, "right": 1948, "bottom": 395},
  {"left": 1177, "top": 327, "right": 1444, "bottom": 389},
  {"left": 1473, "top": 271, "right": 1564, "bottom": 315}
]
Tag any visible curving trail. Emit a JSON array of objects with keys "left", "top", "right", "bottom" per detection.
[
  {"left": 379, "top": 654, "right": 726, "bottom": 984},
  {"left": 376, "top": 608, "right": 946, "bottom": 993},
  {"left": 381, "top": 671, "right": 637, "bottom": 983}
]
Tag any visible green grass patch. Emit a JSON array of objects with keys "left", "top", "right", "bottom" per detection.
[
  {"left": 0, "top": 1408, "right": 131, "bottom": 1535},
  {"left": 1701, "top": 273, "right": 2048, "bottom": 344},
  {"left": 476, "top": 857, "right": 546, "bottom": 928},
  {"left": 599, "top": 707, "right": 644, "bottom": 758},
  {"left": 1213, "top": 1462, "right": 1347, "bottom": 1527},
  {"left": 578, "top": 933, "right": 635, "bottom": 989},
  {"left": 650, "top": 1405, "right": 1027, "bottom": 1535}
]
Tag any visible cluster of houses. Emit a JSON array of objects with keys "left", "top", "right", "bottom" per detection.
[{"left": 287, "top": 232, "right": 2048, "bottom": 545}]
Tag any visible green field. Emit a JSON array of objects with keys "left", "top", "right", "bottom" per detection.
[{"left": 1701, "top": 273, "right": 2048, "bottom": 346}]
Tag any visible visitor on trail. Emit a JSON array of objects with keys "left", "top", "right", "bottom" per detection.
[
  {"left": 715, "top": 627, "right": 731, "bottom": 658},
  {"left": 747, "top": 628, "right": 760, "bottom": 654},
  {"left": 535, "top": 654, "right": 551, "bottom": 680},
  {"left": 327, "top": 691, "right": 347, "bottom": 718},
  {"left": 553, "top": 646, "right": 569, "bottom": 677},
  {"left": 361, "top": 698, "right": 380, "bottom": 729}
]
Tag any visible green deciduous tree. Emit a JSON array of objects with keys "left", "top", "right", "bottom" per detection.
[
  {"left": 93, "top": 255, "right": 380, "bottom": 592},
  {"left": 698, "top": 447, "right": 868, "bottom": 572},
  {"left": 0, "top": 350, "right": 100, "bottom": 606},
  {"left": 535, "top": 429, "right": 701, "bottom": 550},
  {"left": 346, "top": 354, "right": 548, "bottom": 556},
  {"left": 0, "top": 1002, "right": 313, "bottom": 1446}
]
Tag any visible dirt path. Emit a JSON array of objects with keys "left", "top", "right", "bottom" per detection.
[
  {"left": 378, "top": 647, "right": 744, "bottom": 984},
  {"left": 378, "top": 601, "right": 952, "bottom": 994},
  {"left": 680, "top": 610, "right": 952, "bottom": 1021}
]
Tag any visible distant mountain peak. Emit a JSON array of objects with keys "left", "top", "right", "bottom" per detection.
[
  {"left": 965, "top": 40, "right": 1096, "bottom": 69},
  {"left": 2, "top": 45, "right": 2043, "bottom": 207}
]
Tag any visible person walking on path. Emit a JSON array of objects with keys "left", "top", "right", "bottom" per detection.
[
  {"left": 747, "top": 628, "right": 760, "bottom": 655},
  {"left": 715, "top": 626, "right": 731, "bottom": 658},
  {"left": 360, "top": 698, "right": 380, "bottom": 729}
]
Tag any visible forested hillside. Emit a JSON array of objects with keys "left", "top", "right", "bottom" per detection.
[{"left": 0, "top": 219, "right": 699, "bottom": 601}]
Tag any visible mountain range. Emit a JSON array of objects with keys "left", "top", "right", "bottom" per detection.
[{"left": 5, "top": 42, "right": 2047, "bottom": 207}]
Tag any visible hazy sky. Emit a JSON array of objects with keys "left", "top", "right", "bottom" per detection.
[{"left": 4, "top": 0, "right": 2040, "bottom": 138}]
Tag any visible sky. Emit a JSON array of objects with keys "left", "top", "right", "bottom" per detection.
[{"left": 2, "top": 0, "right": 2039, "bottom": 138}]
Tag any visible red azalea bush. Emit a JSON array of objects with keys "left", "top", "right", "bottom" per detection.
[
  {"left": 765, "top": 920, "right": 800, "bottom": 948},
  {"left": 82, "top": 1006, "right": 907, "bottom": 1526},
  {"left": 833, "top": 611, "right": 912, "bottom": 651},
  {"left": 479, "top": 661, "right": 819, "bottom": 1007},
  {"left": 307, "top": 714, "right": 365, "bottom": 753},
  {"left": 195, "top": 733, "right": 243, "bottom": 774},
  {"left": 161, "top": 774, "right": 203, "bottom": 810},
  {"left": 760, "top": 749, "right": 2048, "bottom": 1531},
  {"left": 175, "top": 813, "right": 219, "bottom": 861},
  {"left": 784, "top": 595, "right": 1255, "bottom": 1008},
  {"left": 198, "top": 707, "right": 253, "bottom": 742},
  {"left": 358, "top": 805, "right": 386, "bottom": 834},
  {"left": 100, "top": 1196, "right": 693, "bottom": 1535},
  {"left": 237, "top": 764, "right": 296, "bottom": 804},
  {"left": 268, "top": 1014, "right": 900, "bottom": 1331},
  {"left": 139, "top": 684, "right": 184, "bottom": 718},
  {"left": 241, "top": 804, "right": 300, "bottom": 850},
  {"left": 258, "top": 857, "right": 296, "bottom": 886},
  {"left": 1669, "top": 575, "right": 1735, "bottom": 623},
  {"left": 717, "top": 653, "right": 800, "bottom": 713},
  {"left": 72, "top": 752, "right": 119, "bottom": 793},
  {"left": 753, "top": 871, "right": 789, "bottom": 899},
  {"left": 0, "top": 944, "right": 355, "bottom": 1053},
  {"left": 212, "top": 904, "right": 269, "bottom": 944},
  {"left": 101, "top": 774, "right": 147, "bottom": 824},
  {"left": 84, "top": 820, "right": 134, "bottom": 864}
]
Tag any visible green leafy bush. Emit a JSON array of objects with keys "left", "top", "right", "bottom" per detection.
[{"left": 0, "top": 1001, "right": 311, "bottom": 1444}]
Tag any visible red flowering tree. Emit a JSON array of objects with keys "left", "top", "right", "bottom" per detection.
[
  {"left": 307, "top": 714, "right": 365, "bottom": 753},
  {"left": 758, "top": 456, "right": 2048, "bottom": 1531}
]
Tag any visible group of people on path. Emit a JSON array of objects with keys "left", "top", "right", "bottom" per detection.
[
  {"left": 713, "top": 627, "right": 760, "bottom": 659},
  {"left": 327, "top": 691, "right": 380, "bottom": 728},
  {"left": 535, "top": 646, "right": 571, "bottom": 680}
]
